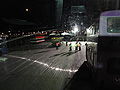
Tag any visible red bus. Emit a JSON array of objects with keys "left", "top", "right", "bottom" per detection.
[{"left": 30, "top": 33, "right": 48, "bottom": 43}]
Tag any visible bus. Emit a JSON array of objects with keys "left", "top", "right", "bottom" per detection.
[
  {"left": 30, "top": 32, "right": 48, "bottom": 43},
  {"left": 86, "top": 10, "right": 120, "bottom": 88},
  {"left": 48, "top": 34, "right": 63, "bottom": 47}
]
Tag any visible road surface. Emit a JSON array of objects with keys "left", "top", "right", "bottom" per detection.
[{"left": 0, "top": 41, "right": 87, "bottom": 90}]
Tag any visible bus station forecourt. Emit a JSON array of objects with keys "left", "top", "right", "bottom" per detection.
[{"left": 0, "top": 34, "right": 88, "bottom": 90}]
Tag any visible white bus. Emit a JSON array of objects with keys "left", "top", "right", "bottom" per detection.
[{"left": 86, "top": 10, "right": 120, "bottom": 89}]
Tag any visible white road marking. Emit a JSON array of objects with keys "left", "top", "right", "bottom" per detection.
[{"left": 5, "top": 54, "right": 78, "bottom": 73}]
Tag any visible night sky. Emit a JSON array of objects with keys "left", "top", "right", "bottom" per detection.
[
  {"left": 0, "top": 0, "right": 56, "bottom": 26},
  {"left": 0, "top": 0, "right": 119, "bottom": 32}
]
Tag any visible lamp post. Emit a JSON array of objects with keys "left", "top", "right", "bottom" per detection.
[{"left": 25, "top": 8, "right": 30, "bottom": 21}]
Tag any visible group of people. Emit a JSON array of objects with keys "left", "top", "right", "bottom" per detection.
[
  {"left": 55, "top": 41, "right": 81, "bottom": 51},
  {"left": 66, "top": 41, "right": 81, "bottom": 51}
]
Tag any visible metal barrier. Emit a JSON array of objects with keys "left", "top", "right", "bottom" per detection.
[{"left": 3, "top": 35, "right": 33, "bottom": 52}]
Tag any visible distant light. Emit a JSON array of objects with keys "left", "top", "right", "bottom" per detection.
[
  {"left": 22, "top": 32, "right": 24, "bottom": 35},
  {"left": 25, "top": 9, "right": 29, "bottom": 12},
  {"left": 72, "top": 25, "right": 78, "bottom": 33},
  {"left": 74, "top": 27, "right": 78, "bottom": 32},
  {"left": 81, "top": 22, "right": 83, "bottom": 25},
  {"left": 79, "top": 12, "right": 83, "bottom": 13},
  {"left": 8, "top": 31, "right": 11, "bottom": 33},
  {"left": 2, "top": 33, "right": 4, "bottom": 35},
  {"left": 111, "top": 30, "right": 113, "bottom": 32}
]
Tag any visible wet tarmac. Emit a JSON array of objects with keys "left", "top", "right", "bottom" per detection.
[
  {"left": 0, "top": 41, "right": 86, "bottom": 90},
  {"left": 64, "top": 61, "right": 95, "bottom": 90}
]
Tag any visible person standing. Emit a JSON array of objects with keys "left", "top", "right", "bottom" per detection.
[
  {"left": 66, "top": 41, "right": 68, "bottom": 46},
  {"left": 69, "top": 43, "right": 72, "bottom": 51},
  {"left": 75, "top": 42, "right": 78, "bottom": 51},
  {"left": 56, "top": 42, "right": 59, "bottom": 50},
  {"left": 78, "top": 42, "right": 81, "bottom": 51}
]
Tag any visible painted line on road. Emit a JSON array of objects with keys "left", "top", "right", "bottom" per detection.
[{"left": 5, "top": 54, "right": 78, "bottom": 73}]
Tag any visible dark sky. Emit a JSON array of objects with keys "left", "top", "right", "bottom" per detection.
[
  {"left": 0, "top": 0, "right": 119, "bottom": 19},
  {"left": 0, "top": 0, "right": 119, "bottom": 30},
  {"left": 0, "top": 0, "right": 56, "bottom": 26}
]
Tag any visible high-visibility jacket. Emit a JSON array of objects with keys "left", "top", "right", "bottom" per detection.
[
  {"left": 77, "top": 43, "right": 81, "bottom": 47},
  {"left": 75, "top": 44, "right": 78, "bottom": 47}
]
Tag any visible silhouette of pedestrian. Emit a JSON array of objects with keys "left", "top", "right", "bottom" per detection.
[
  {"left": 56, "top": 42, "right": 59, "bottom": 50},
  {"left": 69, "top": 43, "right": 72, "bottom": 51},
  {"left": 78, "top": 42, "right": 81, "bottom": 51},
  {"left": 66, "top": 41, "right": 68, "bottom": 46},
  {"left": 75, "top": 42, "right": 78, "bottom": 51}
]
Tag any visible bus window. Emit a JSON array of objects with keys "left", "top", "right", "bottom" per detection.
[{"left": 107, "top": 17, "right": 120, "bottom": 33}]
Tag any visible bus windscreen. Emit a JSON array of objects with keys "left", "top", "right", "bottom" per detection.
[{"left": 107, "top": 17, "right": 120, "bottom": 33}]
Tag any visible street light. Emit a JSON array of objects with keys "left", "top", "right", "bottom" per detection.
[
  {"left": 81, "top": 22, "right": 83, "bottom": 25},
  {"left": 74, "top": 25, "right": 78, "bottom": 32},
  {"left": 25, "top": 9, "right": 29, "bottom": 12},
  {"left": 72, "top": 24, "right": 78, "bottom": 34}
]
